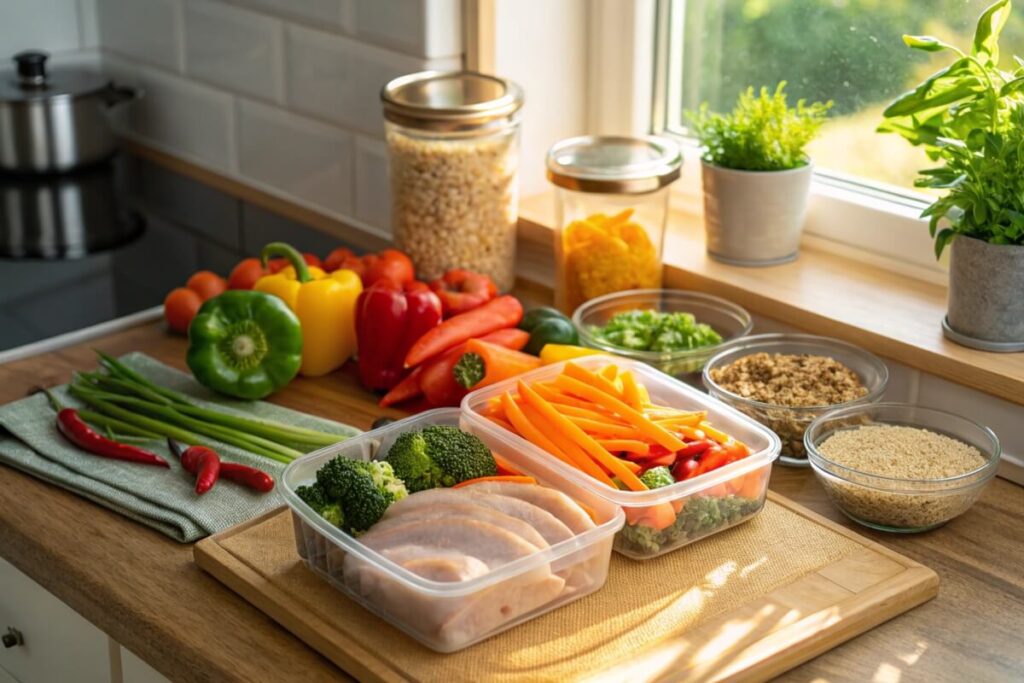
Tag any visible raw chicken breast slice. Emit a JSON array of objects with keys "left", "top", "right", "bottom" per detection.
[
  {"left": 344, "top": 545, "right": 490, "bottom": 592},
  {"left": 383, "top": 487, "right": 574, "bottom": 545},
  {"left": 369, "top": 501, "right": 548, "bottom": 549},
  {"left": 458, "top": 482, "right": 596, "bottom": 534},
  {"left": 358, "top": 517, "right": 539, "bottom": 568}
]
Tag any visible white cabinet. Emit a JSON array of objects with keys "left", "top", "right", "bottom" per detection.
[
  {"left": 119, "top": 646, "right": 171, "bottom": 683},
  {"left": 0, "top": 557, "right": 112, "bottom": 683}
]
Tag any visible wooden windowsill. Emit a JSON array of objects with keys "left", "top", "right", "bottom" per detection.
[
  {"left": 128, "top": 142, "right": 1023, "bottom": 407},
  {"left": 518, "top": 193, "right": 1024, "bottom": 407}
]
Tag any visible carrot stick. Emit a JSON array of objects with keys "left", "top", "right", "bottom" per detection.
[
  {"left": 519, "top": 401, "right": 616, "bottom": 486},
  {"left": 519, "top": 380, "right": 647, "bottom": 491},
  {"left": 533, "top": 382, "right": 603, "bottom": 411},
  {"left": 620, "top": 371, "right": 642, "bottom": 409},
  {"left": 453, "top": 475, "right": 536, "bottom": 489},
  {"left": 564, "top": 416, "right": 637, "bottom": 438},
  {"left": 454, "top": 338, "right": 542, "bottom": 390},
  {"left": 492, "top": 452, "right": 524, "bottom": 476},
  {"left": 487, "top": 415, "right": 515, "bottom": 432},
  {"left": 404, "top": 295, "right": 523, "bottom": 367},
  {"left": 674, "top": 426, "right": 706, "bottom": 441},
  {"left": 564, "top": 362, "right": 625, "bottom": 400},
  {"left": 617, "top": 458, "right": 641, "bottom": 474},
  {"left": 599, "top": 364, "right": 618, "bottom": 381},
  {"left": 553, "top": 374, "right": 687, "bottom": 452},
  {"left": 596, "top": 439, "right": 650, "bottom": 455},
  {"left": 549, "top": 403, "right": 628, "bottom": 423},
  {"left": 378, "top": 366, "right": 423, "bottom": 407},
  {"left": 653, "top": 413, "right": 706, "bottom": 428},
  {"left": 698, "top": 421, "right": 740, "bottom": 446},
  {"left": 499, "top": 392, "right": 573, "bottom": 466}
]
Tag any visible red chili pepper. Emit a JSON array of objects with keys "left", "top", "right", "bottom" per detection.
[
  {"left": 672, "top": 457, "right": 700, "bottom": 481},
  {"left": 429, "top": 269, "right": 499, "bottom": 318},
  {"left": 355, "top": 280, "right": 442, "bottom": 391},
  {"left": 220, "top": 462, "right": 275, "bottom": 492},
  {"left": 168, "top": 439, "right": 274, "bottom": 493},
  {"left": 170, "top": 441, "right": 221, "bottom": 494},
  {"left": 44, "top": 390, "right": 169, "bottom": 467}
]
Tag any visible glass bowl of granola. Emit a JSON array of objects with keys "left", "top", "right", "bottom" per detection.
[{"left": 702, "top": 333, "right": 889, "bottom": 466}]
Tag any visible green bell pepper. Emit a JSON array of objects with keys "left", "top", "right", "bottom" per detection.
[{"left": 187, "top": 290, "right": 303, "bottom": 400}]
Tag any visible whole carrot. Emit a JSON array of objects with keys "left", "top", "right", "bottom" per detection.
[{"left": 404, "top": 295, "right": 523, "bottom": 368}]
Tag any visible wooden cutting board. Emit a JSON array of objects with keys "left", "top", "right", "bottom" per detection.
[{"left": 194, "top": 492, "right": 937, "bottom": 683}]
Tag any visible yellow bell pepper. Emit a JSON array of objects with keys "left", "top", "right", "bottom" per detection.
[
  {"left": 539, "top": 343, "right": 608, "bottom": 365},
  {"left": 254, "top": 242, "right": 362, "bottom": 377}
]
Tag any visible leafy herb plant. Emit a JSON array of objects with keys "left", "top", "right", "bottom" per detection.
[
  {"left": 686, "top": 82, "right": 832, "bottom": 171},
  {"left": 880, "top": 0, "right": 1024, "bottom": 257}
]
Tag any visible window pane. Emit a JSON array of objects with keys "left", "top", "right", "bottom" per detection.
[{"left": 667, "top": 0, "right": 1024, "bottom": 194}]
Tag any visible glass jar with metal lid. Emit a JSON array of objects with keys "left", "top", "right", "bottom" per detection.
[
  {"left": 546, "top": 136, "right": 682, "bottom": 313},
  {"left": 381, "top": 71, "right": 524, "bottom": 291}
]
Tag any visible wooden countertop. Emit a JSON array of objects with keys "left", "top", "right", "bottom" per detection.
[{"left": 0, "top": 321, "right": 1021, "bottom": 682}]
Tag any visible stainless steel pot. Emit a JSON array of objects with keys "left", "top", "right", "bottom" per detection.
[{"left": 0, "top": 51, "right": 138, "bottom": 173}]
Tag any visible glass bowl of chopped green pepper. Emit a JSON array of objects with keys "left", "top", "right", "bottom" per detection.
[{"left": 572, "top": 289, "right": 752, "bottom": 383}]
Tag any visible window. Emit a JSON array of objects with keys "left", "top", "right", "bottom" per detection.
[{"left": 654, "top": 0, "right": 1024, "bottom": 199}]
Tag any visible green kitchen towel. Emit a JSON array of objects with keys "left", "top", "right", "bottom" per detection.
[{"left": 0, "top": 352, "right": 360, "bottom": 543}]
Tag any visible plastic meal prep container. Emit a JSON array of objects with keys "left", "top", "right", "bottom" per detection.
[
  {"left": 462, "top": 357, "right": 781, "bottom": 560},
  {"left": 281, "top": 408, "right": 625, "bottom": 653}
]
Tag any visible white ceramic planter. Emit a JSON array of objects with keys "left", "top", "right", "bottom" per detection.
[
  {"left": 701, "top": 161, "right": 813, "bottom": 266},
  {"left": 945, "top": 235, "right": 1024, "bottom": 350}
]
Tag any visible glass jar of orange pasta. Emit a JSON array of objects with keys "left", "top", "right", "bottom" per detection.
[{"left": 546, "top": 136, "right": 682, "bottom": 314}]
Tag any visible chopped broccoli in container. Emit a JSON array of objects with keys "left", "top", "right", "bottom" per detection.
[
  {"left": 297, "top": 458, "right": 408, "bottom": 535},
  {"left": 385, "top": 425, "right": 497, "bottom": 492},
  {"left": 640, "top": 466, "right": 675, "bottom": 489},
  {"left": 618, "top": 495, "right": 762, "bottom": 555},
  {"left": 591, "top": 309, "right": 722, "bottom": 353}
]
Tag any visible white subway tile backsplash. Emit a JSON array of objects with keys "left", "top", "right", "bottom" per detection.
[
  {"left": 354, "top": 135, "right": 390, "bottom": 234},
  {"left": 353, "top": 0, "right": 461, "bottom": 57},
  {"left": 917, "top": 373, "right": 1024, "bottom": 461},
  {"left": 96, "top": 0, "right": 182, "bottom": 70},
  {"left": 226, "top": 0, "right": 349, "bottom": 31},
  {"left": 78, "top": 0, "right": 100, "bottom": 48},
  {"left": 0, "top": 0, "right": 82, "bottom": 55},
  {"left": 184, "top": 1, "right": 284, "bottom": 102},
  {"left": 106, "top": 58, "right": 235, "bottom": 172},
  {"left": 285, "top": 24, "right": 459, "bottom": 135},
  {"left": 238, "top": 100, "right": 353, "bottom": 215}
]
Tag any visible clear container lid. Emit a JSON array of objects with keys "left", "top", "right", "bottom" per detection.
[
  {"left": 546, "top": 135, "right": 683, "bottom": 194},
  {"left": 381, "top": 70, "right": 524, "bottom": 132},
  {"left": 0, "top": 51, "right": 111, "bottom": 103}
]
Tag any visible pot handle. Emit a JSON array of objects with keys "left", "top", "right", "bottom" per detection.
[{"left": 102, "top": 83, "right": 142, "bottom": 108}]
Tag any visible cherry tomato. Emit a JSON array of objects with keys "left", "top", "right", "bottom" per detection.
[
  {"left": 267, "top": 258, "right": 288, "bottom": 273},
  {"left": 672, "top": 457, "right": 700, "bottom": 481},
  {"left": 164, "top": 287, "right": 203, "bottom": 334},
  {"left": 324, "top": 247, "right": 364, "bottom": 274},
  {"left": 227, "top": 258, "right": 266, "bottom": 290},
  {"left": 362, "top": 249, "right": 414, "bottom": 287},
  {"left": 186, "top": 271, "right": 227, "bottom": 301},
  {"left": 301, "top": 252, "right": 322, "bottom": 269}
]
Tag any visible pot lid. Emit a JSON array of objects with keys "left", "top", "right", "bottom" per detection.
[
  {"left": 546, "top": 135, "right": 683, "bottom": 194},
  {"left": 0, "top": 51, "right": 111, "bottom": 103},
  {"left": 381, "top": 71, "right": 523, "bottom": 132}
]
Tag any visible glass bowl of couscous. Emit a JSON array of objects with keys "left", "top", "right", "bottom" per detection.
[{"left": 804, "top": 403, "right": 1001, "bottom": 532}]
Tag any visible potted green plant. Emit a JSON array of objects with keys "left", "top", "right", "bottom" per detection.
[
  {"left": 687, "top": 83, "right": 831, "bottom": 266},
  {"left": 880, "top": 0, "right": 1024, "bottom": 349}
]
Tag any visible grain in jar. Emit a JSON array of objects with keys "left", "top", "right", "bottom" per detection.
[{"left": 382, "top": 72, "right": 523, "bottom": 291}]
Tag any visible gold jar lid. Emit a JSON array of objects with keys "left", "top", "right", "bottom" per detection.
[
  {"left": 546, "top": 135, "right": 683, "bottom": 194},
  {"left": 381, "top": 71, "right": 524, "bottom": 132}
]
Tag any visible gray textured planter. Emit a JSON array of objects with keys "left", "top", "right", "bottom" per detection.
[
  {"left": 701, "top": 161, "right": 813, "bottom": 266},
  {"left": 947, "top": 235, "right": 1024, "bottom": 347}
]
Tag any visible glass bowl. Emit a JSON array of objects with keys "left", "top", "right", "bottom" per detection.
[
  {"left": 572, "top": 288, "right": 752, "bottom": 385},
  {"left": 702, "top": 333, "right": 889, "bottom": 466},
  {"left": 804, "top": 403, "right": 1000, "bottom": 533}
]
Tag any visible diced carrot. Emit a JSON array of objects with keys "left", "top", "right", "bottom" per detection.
[
  {"left": 519, "top": 380, "right": 648, "bottom": 491},
  {"left": 453, "top": 475, "right": 536, "bottom": 489},
  {"left": 519, "top": 402, "right": 616, "bottom": 487},
  {"left": 625, "top": 503, "right": 677, "bottom": 531},
  {"left": 595, "top": 439, "right": 649, "bottom": 455},
  {"left": 553, "top": 374, "right": 687, "bottom": 452},
  {"left": 737, "top": 469, "right": 766, "bottom": 499},
  {"left": 499, "top": 392, "right": 573, "bottom": 467},
  {"left": 564, "top": 362, "right": 625, "bottom": 400},
  {"left": 620, "top": 371, "right": 642, "bottom": 409}
]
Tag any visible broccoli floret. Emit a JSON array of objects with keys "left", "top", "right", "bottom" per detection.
[
  {"left": 311, "top": 457, "right": 409, "bottom": 534},
  {"left": 385, "top": 425, "right": 497, "bottom": 492},
  {"left": 295, "top": 482, "right": 347, "bottom": 528},
  {"left": 640, "top": 466, "right": 675, "bottom": 490},
  {"left": 319, "top": 502, "right": 345, "bottom": 528}
]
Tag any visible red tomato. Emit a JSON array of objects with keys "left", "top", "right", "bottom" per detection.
[
  {"left": 302, "top": 252, "right": 322, "bottom": 269},
  {"left": 362, "top": 249, "right": 414, "bottom": 287},
  {"left": 227, "top": 258, "right": 266, "bottom": 290},
  {"left": 267, "top": 258, "right": 288, "bottom": 273},
  {"left": 323, "top": 247, "right": 366, "bottom": 276},
  {"left": 672, "top": 457, "right": 699, "bottom": 481},
  {"left": 164, "top": 288, "right": 202, "bottom": 334},
  {"left": 186, "top": 271, "right": 227, "bottom": 301}
]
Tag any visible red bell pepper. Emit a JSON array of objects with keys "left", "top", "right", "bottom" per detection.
[
  {"left": 429, "top": 269, "right": 499, "bottom": 318},
  {"left": 355, "top": 280, "right": 442, "bottom": 391}
]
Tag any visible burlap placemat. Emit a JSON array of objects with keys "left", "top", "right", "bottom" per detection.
[{"left": 218, "top": 499, "right": 861, "bottom": 682}]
